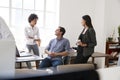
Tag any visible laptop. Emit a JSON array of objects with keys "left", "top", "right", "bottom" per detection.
[
  {"left": 16, "top": 47, "right": 33, "bottom": 57},
  {"left": 19, "top": 52, "right": 33, "bottom": 57}
]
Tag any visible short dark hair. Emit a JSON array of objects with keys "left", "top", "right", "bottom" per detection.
[
  {"left": 59, "top": 26, "right": 66, "bottom": 36},
  {"left": 28, "top": 13, "right": 38, "bottom": 23}
]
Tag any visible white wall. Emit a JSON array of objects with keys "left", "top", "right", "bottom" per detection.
[
  {"left": 60, "top": 0, "right": 120, "bottom": 68},
  {"left": 93, "top": 0, "right": 106, "bottom": 68},
  {"left": 104, "top": 0, "right": 120, "bottom": 40},
  {"left": 60, "top": 0, "right": 96, "bottom": 47},
  {"left": 60, "top": 0, "right": 120, "bottom": 51},
  {"left": 94, "top": 0, "right": 106, "bottom": 53},
  {"left": 59, "top": 0, "right": 106, "bottom": 52}
]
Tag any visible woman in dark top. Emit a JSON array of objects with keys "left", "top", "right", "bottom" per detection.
[{"left": 74, "top": 15, "right": 97, "bottom": 64}]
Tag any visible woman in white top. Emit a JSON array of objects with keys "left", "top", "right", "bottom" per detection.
[{"left": 24, "top": 13, "right": 41, "bottom": 69}]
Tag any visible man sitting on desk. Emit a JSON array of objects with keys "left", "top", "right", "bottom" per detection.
[{"left": 39, "top": 26, "right": 70, "bottom": 68}]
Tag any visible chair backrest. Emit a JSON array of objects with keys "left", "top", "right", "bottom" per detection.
[
  {"left": 57, "top": 64, "right": 95, "bottom": 73},
  {"left": 15, "top": 47, "right": 33, "bottom": 57}
]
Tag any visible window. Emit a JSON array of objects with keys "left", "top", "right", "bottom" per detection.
[
  {"left": 0, "top": 0, "right": 9, "bottom": 25},
  {"left": 0, "top": 0, "right": 60, "bottom": 49}
]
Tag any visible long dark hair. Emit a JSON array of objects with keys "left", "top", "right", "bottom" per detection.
[{"left": 82, "top": 15, "right": 93, "bottom": 28}]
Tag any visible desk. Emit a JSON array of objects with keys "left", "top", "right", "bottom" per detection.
[
  {"left": 91, "top": 52, "right": 109, "bottom": 67},
  {"left": 70, "top": 52, "right": 109, "bottom": 67},
  {"left": 16, "top": 55, "right": 44, "bottom": 69}
]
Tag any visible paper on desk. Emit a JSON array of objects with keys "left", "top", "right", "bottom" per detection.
[{"left": 19, "top": 52, "right": 33, "bottom": 57}]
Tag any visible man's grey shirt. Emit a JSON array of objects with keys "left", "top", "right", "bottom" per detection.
[{"left": 46, "top": 37, "right": 70, "bottom": 60}]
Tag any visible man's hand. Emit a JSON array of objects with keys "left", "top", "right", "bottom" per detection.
[
  {"left": 48, "top": 52, "right": 57, "bottom": 58},
  {"left": 45, "top": 50, "right": 68, "bottom": 58}
]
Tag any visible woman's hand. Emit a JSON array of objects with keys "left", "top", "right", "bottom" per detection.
[
  {"left": 81, "top": 43, "right": 87, "bottom": 47},
  {"left": 76, "top": 40, "right": 81, "bottom": 45},
  {"left": 77, "top": 41, "right": 87, "bottom": 47}
]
